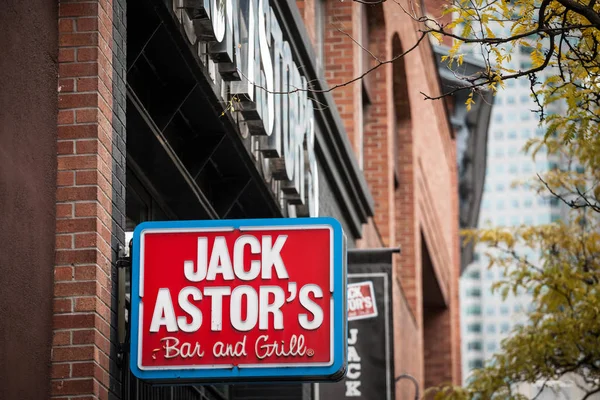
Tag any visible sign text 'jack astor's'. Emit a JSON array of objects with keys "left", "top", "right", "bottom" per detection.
[
  {"left": 130, "top": 218, "right": 346, "bottom": 383},
  {"left": 171, "top": 0, "right": 319, "bottom": 218}
]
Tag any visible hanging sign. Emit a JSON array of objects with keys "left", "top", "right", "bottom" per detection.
[
  {"left": 319, "top": 250, "right": 395, "bottom": 399},
  {"left": 130, "top": 217, "right": 346, "bottom": 383}
]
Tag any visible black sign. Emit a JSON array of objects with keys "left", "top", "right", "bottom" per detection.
[{"left": 318, "top": 249, "right": 396, "bottom": 400}]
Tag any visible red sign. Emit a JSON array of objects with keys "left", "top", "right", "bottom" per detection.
[
  {"left": 130, "top": 218, "right": 346, "bottom": 382},
  {"left": 347, "top": 281, "right": 377, "bottom": 321}
]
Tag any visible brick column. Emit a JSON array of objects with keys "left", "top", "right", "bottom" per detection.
[
  {"left": 323, "top": 0, "right": 363, "bottom": 156},
  {"left": 52, "top": 0, "right": 126, "bottom": 398},
  {"left": 362, "top": 9, "right": 394, "bottom": 246},
  {"left": 449, "top": 144, "right": 462, "bottom": 385},
  {"left": 391, "top": 33, "right": 419, "bottom": 317}
]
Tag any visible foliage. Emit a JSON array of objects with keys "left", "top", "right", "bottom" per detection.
[
  {"left": 428, "top": 213, "right": 600, "bottom": 399},
  {"left": 426, "top": 140, "right": 600, "bottom": 400},
  {"left": 421, "top": 0, "right": 600, "bottom": 154},
  {"left": 410, "top": 0, "right": 600, "bottom": 397}
]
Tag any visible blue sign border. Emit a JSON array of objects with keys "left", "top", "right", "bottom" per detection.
[{"left": 130, "top": 217, "right": 346, "bottom": 383}]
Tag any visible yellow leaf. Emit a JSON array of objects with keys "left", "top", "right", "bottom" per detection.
[{"left": 430, "top": 31, "right": 443, "bottom": 44}]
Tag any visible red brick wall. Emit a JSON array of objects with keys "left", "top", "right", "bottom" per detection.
[
  {"left": 52, "top": 1, "right": 116, "bottom": 398},
  {"left": 363, "top": 6, "right": 395, "bottom": 247},
  {"left": 298, "top": 0, "right": 462, "bottom": 393},
  {"left": 394, "top": 283, "right": 423, "bottom": 400},
  {"left": 423, "top": 306, "right": 454, "bottom": 389},
  {"left": 391, "top": 32, "right": 420, "bottom": 317},
  {"left": 323, "top": 0, "right": 363, "bottom": 160},
  {"left": 48, "top": 0, "right": 460, "bottom": 397}
]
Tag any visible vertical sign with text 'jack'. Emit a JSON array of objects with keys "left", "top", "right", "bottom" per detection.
[
  {"left": 318, "top": 249, "right": 395, "bottom": 399},
  {"left": 130, "top": 217, "right": 346, "bottom": 383}
]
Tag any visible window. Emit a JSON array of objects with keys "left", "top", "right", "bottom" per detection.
[
  {"left": 495, "top": 96, "right": 503, "bottom": 105},
  {"left": 482, "top": 199, "right": 491, "bottom": 210},
  {"left": 500, "top": 306, "right": 510, "bottom": 316},
  {"left": 524, "top": 215, "right": 534, "bottom": 225},
  {"left": 576, "top": 165, "right": 585, "bottom": 174},
  {"left": 511, "top": 216, "right": 520, "bottom": 226},
  {"left": 536, "top": 126, "right": 545, "bottom": 137},
  {"left": 509, "top": 164, "right": 518, "bottom": 173},
  {"left": 495, "top": 165, "right": 505, "bottom": 174},
  {"left": 521, "top": 128, "right": 531, "bottom": 139},
  {"left": 497, "top": 216, "right": 506, "bottom": 226},
  {"left": 468, "top": 270, "right": 481, "bottom": 279},
  {"left": 519, "top": 76, "right": 530, "bottom": 85},
  {"left": 486, "top": 270, "right": 494, "bottom": 280},
  {"left": 468, "top": 359, "right": 484, "bottom": 369},
  {"left": 466, "top": 288, "right": 482, "bottom": 297},
  {"left": 521, "top": 111, "right": 530, "bottom": 121},
  {"left": 507, "top": 130, "right": 517, "bottom": 139},
  {"left": 519, "top": 45, "right": 533, "bottom": 55},
  {"left": 551, "top": 214, "right": 561, "bottom": 223},
  {"left": 507, "top": 96, "right": 516, "bottom": 104},
  {"left": 486, "top": 324, "right": 496, "bottom": 333},
  {"left": 466, "top": 305, "right": 482, "bottom": 315},
  {"left": 495, "top": 148, "right": 505, "bottom": 157},
  {"left": 473, "top": 252, "right": 480, "bottom": 261},
  {"left": 520, "top": 94, "right": 529, "bottom": 103},
  {"left": 500, "top": 323, "right": 510, "bottom": 333},
  {"left": 508, "top": 113, "right": 517, "bottom": 122},
  {"left": 496, "top": 199, "right": 505, "bottom": 210},
  {"left": 468, "top": 341, "right": 483, "bottom": 351},
  {"left": 508, "top": 146, "right": 517, "bottom": 156},
  {"left": 507, "top": 80, "right": 516, "bottom": 88},
  {"left": 524, "top": 198, "right": 533, "bottom": 207},
  {"left": 522, "top": 163, "right": 533, "bottom": 173},
  {"left": 496, "top": 183, "right": 505, "bottom": 192},
  {"left": 513, "top": 304, "right": 521, "bottom": 313},
  {"left": 486, "top": 306, "right": 495, "bottom": 316},
  {"left": 494, "top": 130, "right": 504, "bottom": 140},
  {"left": 511, "top": 199, "right": 519, "bottom": 208},
  {"left": 494, "top": 113, "right": 503, "bottom": 123},
  {"left": 467, "top": 323, "right": 482, "bottom": 333},
  {"left": 487, "top": 342, "right": 497, "bottom": 352}
]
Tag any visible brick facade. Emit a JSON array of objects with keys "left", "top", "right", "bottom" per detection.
[
  {"left": 44, "top": 0, "right": 459, "bottom": 399},
  {"left": 300, "top": 0, "right": 462, "bottom": 397},
  {"left": 52, "top": 0, "right": 124, "bottom": 398}
]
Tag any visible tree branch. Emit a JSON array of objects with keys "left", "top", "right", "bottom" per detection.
[
  {"left": 555, "top": 0, "right": 600, "bottom": 26},
  {"left": 422, "top": 32, "right": 555, "bottom": 100},
  {"left": 581, "top": 387, "right": 600, "bottom": 400}
]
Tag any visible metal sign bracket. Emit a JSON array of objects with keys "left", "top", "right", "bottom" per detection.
[{"left": 116, "top": 242, "right": 132, "bottom": 367}]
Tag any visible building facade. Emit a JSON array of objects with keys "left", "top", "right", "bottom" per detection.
[{"left": 0, "top": 0, "right": 467, "bottom": 399}]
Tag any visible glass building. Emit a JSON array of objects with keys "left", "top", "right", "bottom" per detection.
[{"left": 458, "top": 44, "right": 562, "bottom": 382}]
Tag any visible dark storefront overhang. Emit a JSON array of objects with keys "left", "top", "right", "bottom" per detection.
[
  {"left": 432, "top": 45, "right": 493, "bottom": 273},
  {"left": 126, "top": 0, "right": 374, "bottom": 237}
]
